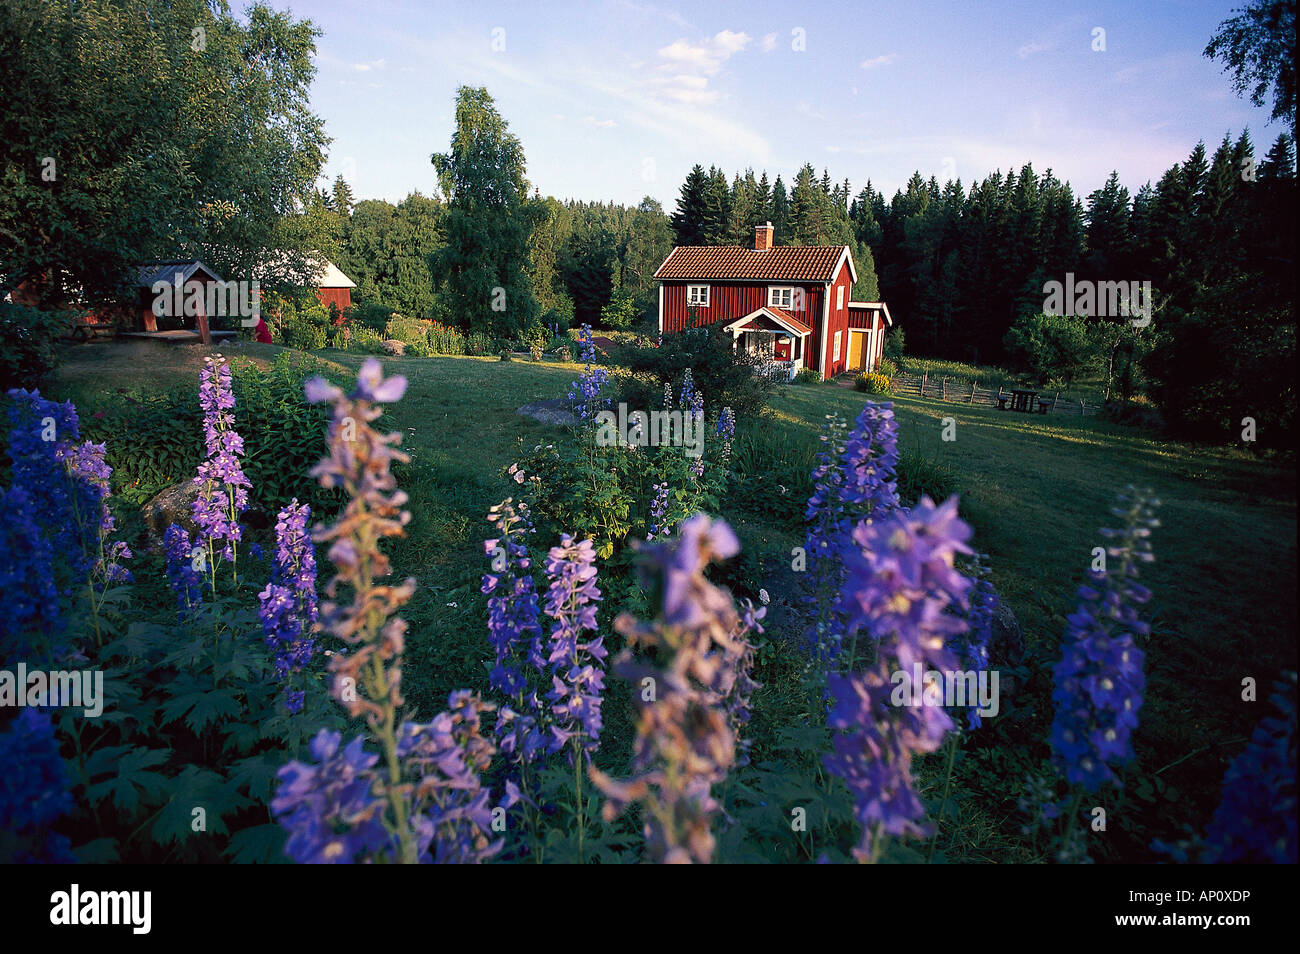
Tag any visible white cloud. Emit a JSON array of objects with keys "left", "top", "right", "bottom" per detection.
[
  {"left": 657, "top": 30, "right": 751, "bottom": 75},
  {"left": 761, "top": 32, "right": 778, "bottom": 52},
  {"left": 860, "top": 53, "right": 898, "bottom": 70},
  {"left": 353, "top": 58, "right": 386, "bottom": 72},
  {"left": 1017, "top": 41, "right": 1049, "bottom": 59},
  {"left": 584, "top": 115, "right": 617, "bottom": 127}
]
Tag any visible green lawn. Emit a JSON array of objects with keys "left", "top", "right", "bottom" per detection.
[{"left": 47, "top": 339, "right": 1297, "bottom": 861}]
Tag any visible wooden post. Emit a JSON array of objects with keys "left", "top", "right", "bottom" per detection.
[
  {"left": 194, "top": 282, "right": 212, "bottom": 345},
  {"left": 941, "top": 377, "right": 947, "bottom": 400},
  {"left": 921, "top": 370, "right": 928, "bottom": 397},
  {"left": 1053, "top": 391, "right": 1060, "bottom": 412},
  {"left": 1079, "top": 399, "right": 1085, "bottom": 416},
  {"left": 970, "top": 380, "right": 977, "bottom": 404},
  {"left": 997, "top": 385, "right": 1003, "bottom": 404}
]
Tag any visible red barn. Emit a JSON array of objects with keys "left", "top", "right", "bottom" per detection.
[
  {"left": 311, "top": 259, "right": 356, "bottom": 314},
  {"left": 654, "top": 223, "right": 892, "bottom": 380}
]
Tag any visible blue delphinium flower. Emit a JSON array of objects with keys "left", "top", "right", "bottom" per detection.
[
  {"left": 566, "top": 324, "right": 609, "bottom": 422},
  {"left": 483, "top": 498, "right": 544, "bottom": 697},
  {"left": 0, "top": 708, "right": 76, "bottom": 863},
  {"left": 715, "top": 406, "right": 736, "bottom": 468},
  {"left": 824, "top": 496, "right": 973, "bottom": 861},
  {"left": 1201, "top": 672, "right": 1297, "bottom": 863},
  {"left": 1049, "top": 488, "right": 1159, "bottom": 792},
  {"left": 956, "top": 553, "right": 997, "bottom": 730},
  {"left": 839, "top": 401, "right": 901, "bottom": 519},
  {"left": 163, "top": 523, "right": 204, "bottom": 618},
  {"left": 543, "top": 535, "right": 606, "bottom": 758},
  {"left": 60, "top": 439, "right": 132, "bottom": 585},
  {"left": 0, "top": 485, "right": 60, "bottom": 662},
  {"left": 271, "top": 729, "right": 391, "bottom": 864}
]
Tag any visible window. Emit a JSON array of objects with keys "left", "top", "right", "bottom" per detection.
[
  {"left": 767, "top": 286, "right": 795, "bottom": 310},
  {"left": 837, "top": 286, "right": 845, "bottom": 309},
  {"left": 833, "top": 331, "right": 843, "bottom": 362},
  {"left": 686, "top": 284, "right": 710, "bottom": 307}
]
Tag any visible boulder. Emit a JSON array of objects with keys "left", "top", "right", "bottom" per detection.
[
  {"left": 516, "top": 399, "right": 578, "bottom": 428},
  {"left": 990, "top": 599, "right": 1026, "bottom": 666},
  {"left": 381, "top": 339, "right": 406, "bottom": 356},
  {"left": 142, "top": 479, "right": 202, "bottom": 547}
]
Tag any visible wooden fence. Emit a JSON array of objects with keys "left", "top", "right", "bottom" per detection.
[{"left": 888, "top": 372, "right": 1103, "bottom": 417}]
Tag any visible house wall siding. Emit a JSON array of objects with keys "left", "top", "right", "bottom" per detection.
[
  {"left": 822, "top": 264, "right": 854, "bottom": 377},
  {"left": 661, "top": 279, "right": 826, "bottom": 372}
]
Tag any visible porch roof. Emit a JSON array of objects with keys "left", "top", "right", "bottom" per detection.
[{"left": 723, "top": 306, "right": 813, "bottom": 338}]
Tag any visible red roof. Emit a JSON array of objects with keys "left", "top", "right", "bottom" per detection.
[
  {"left": 655, "top": 245, "right": 849, "bottom": 283},
  {"left": 763, "top": 305, "right": 813, "bottom": 335}
]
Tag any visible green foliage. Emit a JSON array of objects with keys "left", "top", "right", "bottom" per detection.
[
  {"left": 599, "top": 289, "right": 637, "bottom": 330},
  {"left": 430, "top": 87, "right": 539, "bottom": 337},
  {"left": 427, "top": 321, "right": 467, "bottom": 355},
  {"left": 1003, "top": 312, "right": 1096, "bottom": 387},
  {"left": 855, "top": 371, "right": 891, "bottom": 394},
  {"left": 878, "top": 356, "right": 899, "bottom": 378},
  {"left": 0, "top": 0, "right": 329, "bottom": 308},
  {"left": 385, "top": 315, "right": 433, "bottom": 357},
  {"left": 793, "top": 367, "right": 823, "bottom": 385},
  {"left": 465, "top": 331, "right": 495, "bottom": 356},
  {"left": 884, "top": 327, "right": 906, "bottom": 361},
  {"left": 0, "top": 302, "right": 67, "bottom": 390}
]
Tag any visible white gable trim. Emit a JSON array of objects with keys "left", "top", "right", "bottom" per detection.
[
  {"left": 723, "top": 307, "right": 811, "bottom": 339},
  {"left": 819, "top": 282, "right": 831, "bottom": 379},
  {"left": 832, "top": 246, "right": 858, "bottom": 286}
]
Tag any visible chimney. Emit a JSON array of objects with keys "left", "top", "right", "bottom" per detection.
[{"left": 754, "top": 221, "right": 774, "bottom": 251}]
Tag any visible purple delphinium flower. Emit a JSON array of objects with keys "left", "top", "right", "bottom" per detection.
[
  {"left": 824, "top": 496, "right": 974, "bottom": 861},
  {"left": 192, "top": 356, "right": 251, "bottom": 568},
  {"left": 1200, "top": 672, "right": 1297, "bottom": 863},
  {"left": 677, "top": 368, "right": 696, "bottom": 413},
  {"left": 543, "top": 535, "right": 606, "bottom": 758},
  {"left": 591, "top": 515, "right": 759, "bottom": 864},
  {"left": 1049, "top": 488, "right": 1159, "bottom": 792},
  {"left": 566, "top": 324, "right": 609, "bottom": 423},
  {"left": 163, "top": 524, "right": 204, "bottom": 618},
  {"left": 839, "top": 402, "right": 901, "bottom": 518},
  {"left": 0, "top": 708, "right": 76, "bottom": 863},
  {"left": 271, "top": 729, "right": 391, "bottom": 864},
  {"left": 60, "top": 439, "right": 132, "bottom": 585},
  {"left": 400, "top": 691, "right": 503, "bottom": 864},
  {"left": 646, "top": 481, "right": 672, "bottom": 541},
  {"left": 259, "top": 499, "right": 318, "bottom": 711}
]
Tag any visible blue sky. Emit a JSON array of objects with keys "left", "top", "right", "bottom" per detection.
[{"left": 296, "top": 0, "right": 1281, "bottom": 208}]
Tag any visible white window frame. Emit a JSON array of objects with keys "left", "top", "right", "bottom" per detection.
[
  {"left": 767, "top": 286, "right": 795, "bottom": 310},
  {"left": 837, "top": 285, "right": 845, "bottom": 309},
  {"left": 686, "top": 284, "right": 710, "bottom": 308},
  {"left": 833, "top": 331, "right": 843, "bottom": 362}
]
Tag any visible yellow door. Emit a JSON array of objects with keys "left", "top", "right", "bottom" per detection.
[{"left": 847, "top": 331, "right": 865, "bottom": 371}]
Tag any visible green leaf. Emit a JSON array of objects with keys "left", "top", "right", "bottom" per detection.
[{"left": 225, "top": 824, "right": 288, "bottom": 864}]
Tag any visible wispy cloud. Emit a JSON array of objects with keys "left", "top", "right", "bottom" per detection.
[
  {"left": 860, "top": 53, "right": 899, "bottom": 70},
  {"left": 657, "top": 30, "right": 751, "bottom": 74},
  {"left": 353, "top": 58, "right": 386, "bottom": 72},
  {"left": 584, "top": 115, "right": 617, "bottom": 128},
  {"left": 760, "top": 32, "right": 778, "bottom": 52},
  {"left": 614, "top": 0, "right": 691, "bottom": 29}
]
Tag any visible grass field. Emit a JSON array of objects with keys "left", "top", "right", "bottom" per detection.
[{"left": 47, "top": 338, "right": 1297, "bottom": 861}]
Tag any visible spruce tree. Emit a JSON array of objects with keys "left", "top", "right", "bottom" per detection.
[{"left": 671, "top": 164, "right": 710, "bottom": 245}]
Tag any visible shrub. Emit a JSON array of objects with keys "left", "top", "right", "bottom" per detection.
[
  {"left": 878, "top": 356, "right": 899, "bottom": 378},
  {"left": 345, "top": 299, "right": 395, "bottom": 333},
  {"left": 855, "top": 372, "right": 892, "bottom": 394},
  {"left": 884, "top": 326, "right": 906, "bottom": 362},
  {"left": 620, "top": 325, "right": 776, "bottom": 420},
  {"left": 385, "top": 316, "right": 432, "bottom": 357},
  {"left": 1004, "top": 312, "right": 1096, "bottom": 387},
  {"left": 466, "top": 331, "right": 495, "bottom": 356},
  {"left": 600, "top": 289, "right": 637, "bottom": 330},
  {"left": 283, "top": 317, "right": 327, "bottom": 351},
  {"left": 793, "top": 367, "right": 823, "bottom": 385},
  {"left": 347, "top": 325, "right": 388, "bottom": 355},
  {"left": 427, "top": 321, "right": 466, "bottom": 355},
  {"left": 0, "top": 302, "right": 66, "bottom": 390}
]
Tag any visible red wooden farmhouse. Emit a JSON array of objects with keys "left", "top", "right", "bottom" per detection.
[{"left": 654, "top": 222, "right": 892, "bottom": 380}]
